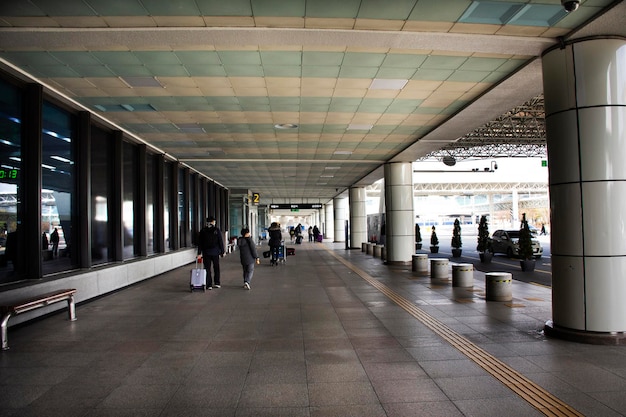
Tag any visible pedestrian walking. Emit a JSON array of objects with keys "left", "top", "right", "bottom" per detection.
[
  {"left": 237, "top": 227, "right": 259, "bottom": 290},
  {"left": 197, "top": 216, "right": 225, "bottom": 289}
]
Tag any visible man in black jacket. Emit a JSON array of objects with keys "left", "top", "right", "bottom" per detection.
[{"left": 197, "top": 216, "right": 225, "bottom": 289}]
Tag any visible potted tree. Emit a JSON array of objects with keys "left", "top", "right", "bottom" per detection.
[
  {"left": 518, "top": 212, "right": 535, "bottom": 272},
  {"left": 415, "top": 223, "right": 422, "bottom": 251},
  {"left": 476, "top": 215, "right": 493, "bottom": 263},
  {"left": 430, "top": 226, "right": 439, "bottom": 253},
  {"left": 451, "top": 218, "right": 462, "bottom": 257}
]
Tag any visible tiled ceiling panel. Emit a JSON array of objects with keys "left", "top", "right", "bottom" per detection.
[{"left": 0, "top": 0, "right": 621, "bottom": 202}]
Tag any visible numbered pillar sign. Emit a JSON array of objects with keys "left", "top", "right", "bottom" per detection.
[{"left": 252, "top": 192, "right": 260, "bottom": 204}]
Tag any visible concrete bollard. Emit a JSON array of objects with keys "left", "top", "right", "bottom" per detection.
[
  {"left": 452, "top": 263, "right": 474, "bottom": 287},
  {"left": 373, "top": 244, "right": 382, "bottom": 258},
  {"left": 430, "top": 258, "right": 449, "bottom": 280},
  {"left": 412, "top": 254, "right": 429, "bottom": 276},
  {"left": 485, "top": 272, "right": 512, "bottom": 301},
  {"left": 362, "top": 242, "right": 367, "bottom": 252},
  {"left": 366, "top": 243, "right": 374, "bottom": 255}
]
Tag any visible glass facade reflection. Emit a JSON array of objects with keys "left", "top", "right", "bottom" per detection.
[
  {"left": 42, "top": 101, "right": 78, "bottom": 274},
  {"left": 0, "top": 71, "right": 227, "bottom": 290},
  {"left": 0, "top": 79, "right": 21, "bottom": 284}
]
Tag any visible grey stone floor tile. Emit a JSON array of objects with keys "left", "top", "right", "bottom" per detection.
[
  {"left": 245, "top": 364, "right": 308, "bottom": 385},
  {"left": 557, "top": 392, "right": 626, "bottom": 417},
  {"left": 454, "top": 397, "right": 545, "bottom": 417},
  {"left": 306, "top": 362, "right": 369, "bottom": 383},
  {"left": 239, "top": 383, "right": 309, "bottom": 408},
  {"left": 362, "top": 361, "right": 427, "bottom": 381},
  {"left": 434, "top": 375, "right": 516, "bottom": 401},
  {"left": 382, "top": 400, "right": 465, "bottom": 417},
  {"left": 418, "top": 358, "right": 486, "bottom": 378},
  {"left": 98, "top": 383, "right": 179, "bottom": 409},
  {"left": 235, "top": 406, "right": 310, "bottom": 417},
  {"left": 372, "top": 378, "right": 449, "bottom": 403},
  {"left": 308, "top": 381, "right": 380, "bottom": 407},
  {"left": 309, "top": 404, "right": 387, "bottom": 417}
]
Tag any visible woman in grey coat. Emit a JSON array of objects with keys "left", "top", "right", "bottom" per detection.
[{"left": 237, "top": 227, "right": 259, "bottom": 290}]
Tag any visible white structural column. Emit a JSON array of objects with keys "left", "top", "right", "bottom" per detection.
[
  {"left": 333, "top": 196, "right": 348, "bottom": 243},
  {"left": 543, "top": 37, "right": 626, "bottom": 340},
  {"left": 348, "top": 187, "right": 367, "bottom": 249},
  {"left": 324, "top": 202, "right": 334, "bottom": 241},
  {"left": 384, "top": 162, "right": 414, "bottom": 264},
  {"left": 511, "top": 189, "right": 519, "bottom": 228}
]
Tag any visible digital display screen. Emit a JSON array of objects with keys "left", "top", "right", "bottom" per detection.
[{"left": 0, "top": 168, "right": 18, "bottom": 180}]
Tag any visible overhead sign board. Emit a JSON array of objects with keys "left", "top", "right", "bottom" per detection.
[{"left": 270, "top": 203, "right": 323, "bottom": 209}]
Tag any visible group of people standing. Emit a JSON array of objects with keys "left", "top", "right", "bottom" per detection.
[{"left": 307, "top": 225, "right": 321, "bottom": 242}]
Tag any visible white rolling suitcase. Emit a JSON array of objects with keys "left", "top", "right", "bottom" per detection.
[{"left": 190, "top": 258, "right": 207, "bottom": 292}]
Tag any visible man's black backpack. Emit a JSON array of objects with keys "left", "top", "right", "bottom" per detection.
[{"left": 201, "top": 226, "right": 219, "bottom": 249}]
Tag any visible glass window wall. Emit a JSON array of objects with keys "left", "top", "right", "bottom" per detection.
[
  {"left": 90, "top": 125, "right": 113, "bottom": 265},
  {"left": 42, "top": 101, "right": 77, "bottom": 274},
  {"left": 0, "top": 79, "right": 22, "bottom": 284}
]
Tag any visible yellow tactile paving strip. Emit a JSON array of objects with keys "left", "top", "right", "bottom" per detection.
[{"left": 328, "top": 250, "right": 583, "bottom": 417}]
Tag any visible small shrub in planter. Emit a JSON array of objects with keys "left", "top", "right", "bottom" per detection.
[
  {"left": 518, "top": 213, "right": 535, "bottom": 271},
  {"left": 430, "top": 226, "right": 439, "bottom": 253},
  {"left": 415, "top": 223, "right": 422, "bottom": 250},
  {"left": 451, "top": 218, "right": 462, "bottom": 257},
  {"left": 476, "top": 215, "right": 493, "bottom": 263}
]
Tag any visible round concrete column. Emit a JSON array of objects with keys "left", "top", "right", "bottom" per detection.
[
  {"left": 485, "top": 272, "right": 512, "bottom": 301},
  {"left": 543, "top": 38, "right": 626, "bottom": 340},
  {"left": 430, "top": 258, "right": 449, "bottom": 280},
  {"left": 324, "top": 202, "right": 334, "bottom": 242},
  {"left": 384, "top": 162, "right": 414, "bottom": 264},
  {"left": 349, "top": 187, "right": 367, "bottom": 249},
  {"left": 333, "top": 197, "right": 348, "bottom": 243},
  {"left": 412, "top": 254, "right": 428, "bottom": 276},
  {"left": 452, "top": 263, "right": 473, "bottom": 287}
]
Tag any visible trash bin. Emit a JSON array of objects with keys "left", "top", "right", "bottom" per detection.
[
  {"left": 412, "top": 254, "right": 428, "bottom": 276},
  {"left": 430, "top": 258, "right": 449, "bottom": 280},
  {"left": 485, "top": 272, "right": 512, "bottom": 301},
  {"left": 452, "top": 263, "right": 473, "bottom": 287}
]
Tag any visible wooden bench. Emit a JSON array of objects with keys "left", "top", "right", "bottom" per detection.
[{"left": 1, "top": 288, "right": 77, "bottom": 350}]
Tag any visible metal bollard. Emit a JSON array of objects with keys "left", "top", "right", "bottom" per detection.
[
  {"left": 412, "top": 254, "right": 428, "bottom": 276},
  {"left": 430, "top": 258, "right": 449, "bottom": 280},
  {"left": 452, "top": 263, "right": 473, "bottom": 287},
  {"left": 362, "top": 242, "right": 367, "bottom": 252},
  {"left": 485, "top": 272, "right": 512, "bottom": 301},
  {"left": 373, "top": 244, "right": 382, "bottom": 258},
  {"left": 366, "top": 243, "right": 374, "bottom": 255}
]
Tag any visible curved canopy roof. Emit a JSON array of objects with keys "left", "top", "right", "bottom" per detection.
[{"left": 0, "top": 0, "right": 624, "bottom": 205}]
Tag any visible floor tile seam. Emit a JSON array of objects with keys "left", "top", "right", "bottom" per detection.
[{"left": 323, "top": 246, "right": 585, "bottom": 417}]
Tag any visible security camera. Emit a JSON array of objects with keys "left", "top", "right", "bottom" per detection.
[{"left": 561, "top": 0, "right": 580, "bottom": 12}]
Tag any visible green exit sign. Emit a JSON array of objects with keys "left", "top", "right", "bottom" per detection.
[
  {"left": 541, "top": 160, "right": 548, "bottom": 167},
  {"left": 291, "top": 208, "right": 299, "bottom": 212}
]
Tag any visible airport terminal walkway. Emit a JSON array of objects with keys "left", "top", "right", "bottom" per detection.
[{"left": 1, "top": 240, "right": 626, "bottom": 417}]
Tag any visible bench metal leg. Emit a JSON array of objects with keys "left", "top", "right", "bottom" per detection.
[
  {"left": 1, "top": 312, "right": 13, "bottom": 350},
  {"left": 67, "top": 295, "right": 77, "bottom": 321}
]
